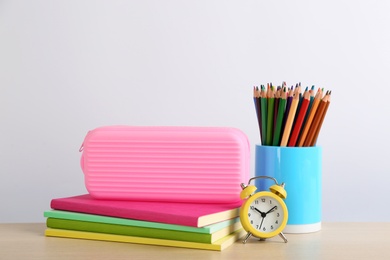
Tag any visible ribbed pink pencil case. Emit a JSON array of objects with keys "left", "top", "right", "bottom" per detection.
[{"left": 79, "top": 126, "right": 250, "bottom": 203}]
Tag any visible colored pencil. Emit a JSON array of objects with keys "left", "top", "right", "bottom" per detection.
[
  {"left": 288, "top": 90, "right": 310, "bottom": 147},
  {"left": 301, "top": 86, "right": 316, "bottom": 133},
  {"left": 253, "top": 87, "right": 262, "bottom": 142},
  {"left": 280, "top": 87, "right": 300, "bottom": 146},
  {"left": 265, "top": 86, "right": 275, "bottom": 145},
  {"left": 294, "top": 86, "right": 307, "bottom": 126},
  {"left": 260, "top": 86, "right": 268, "bottom": 145},
  {"left": 281, "top": 87, "right": 294, "bottom": 138},
  {"left": 303, "top": 91, "right": 329, "bottom": 147},
  {"left": 273, "top": 87, "right": 281, "bottom": 132},
  {"left": 311, "top": 91, "right": 331, "bottom": 146},
  {"left": 297, "top": 88, "right": 322, "bottom": 147},
  {"left": 272, "top": 87, "right": 287, "bottom": 146},
  {"left": 252, "top": 82, "right": 331, "bottom": 147}
]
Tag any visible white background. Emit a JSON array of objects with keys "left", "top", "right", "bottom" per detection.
[{"left": 1, "top": 0, "right": 389, "bottom": 223}]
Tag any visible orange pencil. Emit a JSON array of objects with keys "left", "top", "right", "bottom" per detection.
[
  {"left": 311, "top": 91, "right": 331, "bottom": 146},
  {"left": 280, "top": 87, "right": 300, "bottom": 146},
  {"left": 303, "top": 91, "right": 329, "bottom": 147},
  {"left": 297, "top": 88, "right": 323, "bottom": 147},
  {"left": 288, "top": 90, "right": 310, "bottom": 147}
]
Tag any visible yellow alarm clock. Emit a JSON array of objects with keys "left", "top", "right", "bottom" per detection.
[{"left": 239, "top": 176, "right": 288, "bottom": 243}]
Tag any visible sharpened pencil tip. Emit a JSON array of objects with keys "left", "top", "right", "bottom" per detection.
[{"left": 251, "top": 81, "right": 331, "bottom": 146}]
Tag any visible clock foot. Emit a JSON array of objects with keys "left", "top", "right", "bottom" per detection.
[
  {"left": 279, "top": 232, "right": 288, "bottom": 243},
  {"left": 242, "top": 232, "right": 252, "bottom": 244}
]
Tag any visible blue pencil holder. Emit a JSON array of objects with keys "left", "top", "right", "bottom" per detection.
[{"left": 255, "top": 145, "right": 322, "bottom": 233}]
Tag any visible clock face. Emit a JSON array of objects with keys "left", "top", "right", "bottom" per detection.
[{"left": 240, "top": 191, "right": 288, "bottom": 238}]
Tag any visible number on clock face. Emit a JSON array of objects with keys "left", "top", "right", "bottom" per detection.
[{"left": 247, "top": 196, "right": 284, "bottom": 233}]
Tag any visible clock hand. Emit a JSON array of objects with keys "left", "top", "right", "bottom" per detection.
[
  {"left": 265, "top": 206, "right": 277, "bottom": 215},
  {"left": 259, "top": 216, "right": 265, "bottom": 230},
  {"left": 254, "top": 207, "right": 267, "bottom": 218},
  {"left": 254, "top": 207, "right": 264, "bottom": 214}
]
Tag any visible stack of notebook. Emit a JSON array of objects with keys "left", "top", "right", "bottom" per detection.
[{"left": 44, "top": 194, "right": 245, "bottom": 251}]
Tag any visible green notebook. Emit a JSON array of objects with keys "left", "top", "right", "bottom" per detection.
[
  {"left": 44, "top": 210, "right": 240, "bottom": 234},
  {"left": 46, "top": 218, "right": 242, "bottom": 244}
]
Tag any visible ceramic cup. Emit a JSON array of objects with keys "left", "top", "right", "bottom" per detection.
[{"left": 255, "top": 145, "right": 322, "bottom": 233}]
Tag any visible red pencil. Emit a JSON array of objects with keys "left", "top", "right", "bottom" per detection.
[{"left": 287, "top": 90, "right": 310, "bottom": 147}]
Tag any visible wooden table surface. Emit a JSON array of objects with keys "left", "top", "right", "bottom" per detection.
[{"left": 1, "top": 223, "right": 389, "bottom": 260}]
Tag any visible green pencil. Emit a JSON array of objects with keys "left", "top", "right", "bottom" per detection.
[
  {"left": 266, "top": 85, "right": 275, "bottom": 145},
  {"left": 272, "top": 87, "right": 287, "bottom": 146}
]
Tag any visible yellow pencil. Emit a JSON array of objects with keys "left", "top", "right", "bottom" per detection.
[{"left": 280, "top": 87, "right": 300, "bottom": 146}]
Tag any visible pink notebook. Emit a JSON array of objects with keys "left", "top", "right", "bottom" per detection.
[
  {"left": 80, "top": 126, "right": 250, "bottom": 203},
  {"left": 50, "top": 194, "right": 242, "bottom": 227}
]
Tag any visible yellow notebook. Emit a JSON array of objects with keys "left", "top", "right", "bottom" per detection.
[{"left": 45, "top": 228, "right": 245, "bottom": 251}]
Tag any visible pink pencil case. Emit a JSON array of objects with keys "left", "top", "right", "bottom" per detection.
[{"left": 79, "top": 126, "right": 250, "bottom": 203}]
